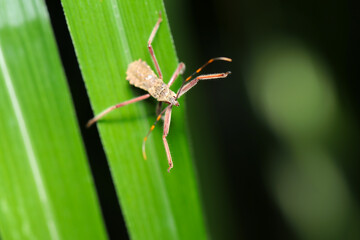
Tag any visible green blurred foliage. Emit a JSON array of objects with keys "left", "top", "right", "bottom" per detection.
[{"left": 246, "top": 39, "right": 359, "bottom": 239}]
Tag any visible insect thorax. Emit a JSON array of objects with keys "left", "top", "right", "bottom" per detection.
[{"left": 126, "top": 59, "right": 177, "bottom": 103}]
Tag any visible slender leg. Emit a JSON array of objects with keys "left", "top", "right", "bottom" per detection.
[
  {"left": 168, "top": 62, "right": 185, "bottom": 87},
  {"left": 177, "top": 79, "right": 200, "bottom": 99},
  {"left": 87, "top": 93, "right": 150, "bottom": 127},
  {"left": 177, "top": 71, "right": 231, "bottom": 99},
  {"left": 162, "top": 106, "right": 173, "bottom": 172},
  {"left": 148, "top": 12, "right": 163, "bottom": 79},
  {"left": 142, "top": 105, "right": 171, "bottom": 160}
]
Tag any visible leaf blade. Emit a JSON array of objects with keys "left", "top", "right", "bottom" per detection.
[
  {"left": 0, "top": 0, "right": 107, "bottom": 239},
  {"left": 60, "top": 1, "right": 208, "bottom": 239}
]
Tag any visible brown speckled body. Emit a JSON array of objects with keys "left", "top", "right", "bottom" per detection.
[{"left": 126, "top": 59, "right": 177, "bottom": 104}]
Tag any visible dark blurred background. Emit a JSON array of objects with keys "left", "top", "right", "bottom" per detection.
[
  {"left": 46, "top": 0, "right": 359, "bottom": 239},
  {"left": 167, "top": 0, "right": 359, "bottom": 239}
]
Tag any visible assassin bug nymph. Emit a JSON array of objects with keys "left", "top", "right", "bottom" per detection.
[{"left": 87, "top": 12, "right": 232, "bottom": 172}]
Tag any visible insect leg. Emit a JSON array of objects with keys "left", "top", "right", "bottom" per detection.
[
  {"left": 177, "top": 72, "right": 231, "bottom": 99},
  {"left": 162, "top": 106, "right": 173, "bottom": 172},
  {"left": 87, "top": 93, "right": 150, "bottom": 127},
  {"left": 148, "top": 12, "right": 163, "bottom": 79},
  {"left": 142, "top": 105, "right": 171, "bottom": 160},
  {"left": 168, "top": 62, "right": 185, "bottom": 87}
]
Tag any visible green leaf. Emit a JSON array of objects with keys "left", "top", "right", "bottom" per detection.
[
  {"left": 0, "top": 0, "right": 107, "bottom": 239},
  {"left": 61, "top": 1, "right": 208, "bottom": 239}
]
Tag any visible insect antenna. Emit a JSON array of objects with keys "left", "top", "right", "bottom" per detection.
[
  {"left": 176, "top": 57, "right": 232, "bottom": 99},
  {"left": 142, "top": 105, "right": 172, "bottom": 160}
]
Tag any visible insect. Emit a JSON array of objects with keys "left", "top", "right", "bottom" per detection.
[{"left": 87, "top": 12, "right": 231, "bottom": 172}]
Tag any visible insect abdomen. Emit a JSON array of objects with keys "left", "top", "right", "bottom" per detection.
[{"left": 126, "top": 59, "right": 176, "bottom": 102}]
